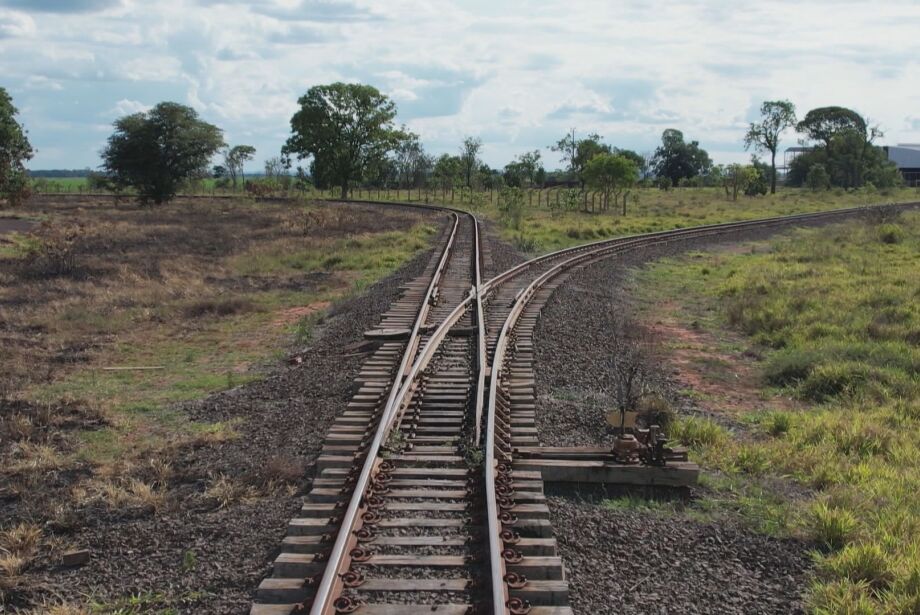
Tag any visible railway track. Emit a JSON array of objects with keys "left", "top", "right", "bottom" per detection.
[{"left": 253, "top": 200, "right": 918, "bottom": 615}]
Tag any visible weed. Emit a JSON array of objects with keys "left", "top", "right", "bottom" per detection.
[
  {"left": 204, "top": 474, "right": 256, "bottom": 509},
  {"left": 810, "top": 502, "right": 860, "bottom": 550},
  {"left": 819, "top": 543, "right": 894, "bottom": 591},
  {"left": 669, "top": 416, "right": 727, "bottom": 449},
  {"left": 765, "top": 411, "right": 792, "bottom": 436},
  {"left": 181, "top": 549, "right": 197, "bottom": 572}
]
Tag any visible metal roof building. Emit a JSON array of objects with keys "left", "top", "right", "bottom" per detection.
[{"left": 884, "top": 144, "right": 920, "bottom": 185}]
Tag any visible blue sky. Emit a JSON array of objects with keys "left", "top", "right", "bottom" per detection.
[{"left": 1, "top": 0, "right": 919, "bottom": 171}]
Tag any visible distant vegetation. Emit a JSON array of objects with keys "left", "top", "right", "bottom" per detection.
[{"left": 4, "top": 83, "right": 909, "bottom": 206}]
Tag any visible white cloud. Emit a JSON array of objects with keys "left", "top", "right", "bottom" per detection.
[
  {"left": 108, "top": 99, "right": 151, "bottom": 117},
  {"left": 0, "top": 9, "right": 35, "bottom": 38}
]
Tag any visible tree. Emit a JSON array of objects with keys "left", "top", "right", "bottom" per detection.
[
  {"left": 0, "top": 87, "right": 34, "bottom": 207},
  {"left": 393, "top": 133, "right": 432, "bottom": 188},
  {"left": 101, "top": 102, "right": 224, "bottom": 204},
  {"left": 432, "top": 154, "right": 463, "bottom": 189},
  {"left": 797, "top": 106, "right": 867, "bottom": 147},
  {"left": 459, "top": 136, "right": 482, "bottom": 188},
  {"left": 503, "top": 150, "right": 545, "bottom": 188},
  {"left": 582, "top": 153, "right": 639, "bottom": 214},
  {"left": 719, "top": 164, "right": 759, "bottom": 201},
  {"left": 651, "top": 129, "right": 711, "bottom": 186},
  {"left": 805, "top": 163, "right": 831, "bottom": 191},
  {"left": 223, "top": 145, "right": 256, "bottom": 188},
  {"left": 283, "top": 83, "right": 403, "bottom": 199},
  {"left": 744, "top": 100, "right": 796, "bottom": 193},
  {"left": 550, "top": 130, "right": 612, "bottom": 188},
  {"left": 497, "top": 186, "right": 525, "bottom": 229}
]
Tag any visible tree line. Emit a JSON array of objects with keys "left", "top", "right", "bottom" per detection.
[{"left": 0, "top": 83, "right": 905, "bottom": 206}]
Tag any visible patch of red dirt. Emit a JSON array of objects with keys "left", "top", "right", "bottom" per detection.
[
  {"left": 272, "top": 301, "right": 330, "bottom": 327},
  {"left": 644, "top": 302, "right": 796, "bottom": 416}
]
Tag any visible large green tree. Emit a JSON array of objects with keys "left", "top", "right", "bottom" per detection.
[
  {"left": 283, "top": 83, "right": 403, "bottom": 198},
  {"left": 0, "top": 87, "right": 33, "bottom": 206},
  {"left": 797, "top": 106, "right": 867, "bottom": 147},
  {"left": 101, "top": 102, "right": 224, "bottom": 204},
  {"left": 744, "top": 100, "right": 796, "bottom": 193},
  {"left": 651, "top": 129, "right": 711, "bottom": 186}
]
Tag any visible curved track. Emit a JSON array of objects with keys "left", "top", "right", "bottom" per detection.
[{"left": 253, "top": 200, "right": 918, "bottom": 615}]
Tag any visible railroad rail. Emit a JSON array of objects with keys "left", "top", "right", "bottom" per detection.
[{"left": 253, "top": 200, "right": 919, "bottom": 615}]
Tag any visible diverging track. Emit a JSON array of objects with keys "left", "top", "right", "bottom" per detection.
[{"left": 252, "top": 201, "right": 918, "bottom": 615}]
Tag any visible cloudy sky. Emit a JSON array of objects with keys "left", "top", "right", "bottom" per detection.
[{"left": 2, "top": 0, "right": 919, "bottom": 171}]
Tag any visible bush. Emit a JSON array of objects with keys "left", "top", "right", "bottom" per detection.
[
  {"left": 798, "top": 362, "right": 872, "bottom": 402},
  {"left": 19, "top": 222, "right": 82, "bottom": 277},
  {"left": 807, "top": 579, "right": 876, "bottom": 615},
  {"left": 637, "top": 394, "right": 674, "bottom": 429},
  {"left": 765, "top": 411, "right": 792, "bottom": 436},
  {"left": 764, "top": 348, "right": 823, "bottom": 386},
  {"left": 878, "top": 224, "right": 905, "bottom": 244}
]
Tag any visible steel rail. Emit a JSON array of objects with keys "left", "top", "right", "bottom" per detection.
[
  {"left": 309, "top": 207, "right": 483, "bottom": 615},
  {"left": 308, "top": 208, "right": 462, "bottom": 614}
]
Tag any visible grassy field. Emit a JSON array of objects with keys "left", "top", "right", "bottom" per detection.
[
  {"left": 1, "top": 198, "right": 435, "bottom": 459},
  {"left": 634, "top": 210, "right": 920, "bottom": 614},
  {"left": 330, "top": 184, "right": 920, "bottom": 254}
]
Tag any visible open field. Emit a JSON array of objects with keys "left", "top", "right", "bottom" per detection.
[
  {"left": 632, "top": 210, "right": 920, "bottom": 613},
  {"left": 0, "top": 195, "right": 439, "bottom": 611}
]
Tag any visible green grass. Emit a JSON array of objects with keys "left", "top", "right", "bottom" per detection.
[
  {"left": 635, "top": 211, "right": 920, "bottom": 613},
  {"left": 330, "top": 185, "right": 920, "bottom": 254}
]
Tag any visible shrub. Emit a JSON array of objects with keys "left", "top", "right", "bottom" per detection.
[
  {"left": 637, "top": 393, "right": 674, "bottom": 429},
  {"left": 878, "top": 224, "right": 905, "bottom": 244},
  {"left": 732, "top": 444, "right": 770, "bottom": 475},
  {"left": 798, "top": 363, "right": 872, "bottom": 402},
  {"left": 764, "top": 348, "right": 823, "bottom": 386},
  {"left": 806, "top": 163, "right": 832, "bottom": 191}
]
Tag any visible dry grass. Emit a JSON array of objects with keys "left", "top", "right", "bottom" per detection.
[
  {"left": 72, "top": 477, "right": 166, "bottom": 512},
  {"left": 0, "top": 523, "right": 43, "bottom": 604},
  {"left": 22, "top": 602, "right": 89, "bottom": 615},
  {"left": 7, "top": 442, "right": 67, "bottom": 474},
  {"left": 204, "top": 474, "right": 258, "bottom": 509}
]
